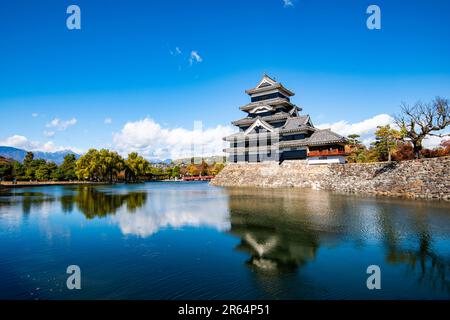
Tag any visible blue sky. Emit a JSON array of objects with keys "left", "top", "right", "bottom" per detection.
[{"left": 1, "top": 0, "right": 450, "bottom": 159}]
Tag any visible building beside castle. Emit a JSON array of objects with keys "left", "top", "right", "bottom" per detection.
[{"left": 224, "top": 75, "right": 348, "bottom": 164}]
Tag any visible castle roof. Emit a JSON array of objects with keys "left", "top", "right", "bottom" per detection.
[
  {"left": 245, "top": 75, "right": 295, "bottom": 97},
  {"left": 239, "top": 97, "right": 296, "bottom": 112},
  {"left": 232, "top": 112, "right": 290, "bottom": 126},
  {"left": 279, "top": 129, "right": 347, "bottom": 148}
]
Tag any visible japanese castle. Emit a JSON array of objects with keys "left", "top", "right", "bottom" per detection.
[{"left": 224, "top": 75, "right": 348, "bottom": 164}]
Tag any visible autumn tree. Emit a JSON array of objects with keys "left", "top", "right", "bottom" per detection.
[
  {"left": 187, "top": 164, "right": 200, "bottom": 176},
  {"left": 200, "top": 160, "right": 209, "bottom": 176},
  {"left": 395, "top": 97, "right": 450, "bottom": 158},
  {"left": 209, "top": 162, "right": 225, "bottom": 176},
  {"left": 392, "top": 142, "right": 415, "bottom": 161}
]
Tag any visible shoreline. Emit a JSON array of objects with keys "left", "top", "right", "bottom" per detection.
[
  {"left": 0, "top": 181, "right": 108, "bottom": 188},
  {"left": 0, "top": 179, "right": 210, "bottom": 188}
]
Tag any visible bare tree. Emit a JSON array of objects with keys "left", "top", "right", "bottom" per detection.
[{"left": 394, "top": 97, "right": 450, "bottom": 158}]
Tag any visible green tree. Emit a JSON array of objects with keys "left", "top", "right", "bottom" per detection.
[
  {"left": 76, "top": 149, "right": 125, "bottom": 183},
  {"left": 0, "top": 157, "right": 13, "bottom": 181},
  {"left": 171, "top": 165, "right": 181, "bottom": 178},
  {"left": 347, "top": 134, "right": 361, "bottom": 147},
  {"left": 58, "top": 154, "right": 77, "bottom": 181},
  {"left": 372, "top": 125, "right": 403, "bottom": 162},
  {"left": 98, "top": 149, "right": 124, "bottom": 183},
  {"left": 23, "top": 152, "right": 36, "bottom": 180},
  {"left": 11, "top": 161, "right": 25, "bottom": 180},
  {"left": 125, "top": 152, "right": 150, "bottom": 182},
  {"left": 35, "top": 162, "right": 50, "bottom": 181},
  {"left": 23, "top": 152, "right": 34, "bottom": 168},
  {"left": 46, "top": 162, "right": 59, "bottom": 181},
  {"left": 76, "top": 149, "right": 100, "bottom": 181}
]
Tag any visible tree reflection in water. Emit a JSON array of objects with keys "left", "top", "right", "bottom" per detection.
[
  {"left": 0, "top": 191, "right": 56, "bottom": 216},
  {"left": 227, "top": 187, "right": 450, "bottom": 293},
  {"left": 378, "top": 206, "right": 450, "bottom": 293},
  {"left": 61, "top": 186, "right": 148, "bottom": 219}
]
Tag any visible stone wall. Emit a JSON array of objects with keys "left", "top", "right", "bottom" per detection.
[{"left": 210, "top": 157, "right": 450, "bottom": 200}]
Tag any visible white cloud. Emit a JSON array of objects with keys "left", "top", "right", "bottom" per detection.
[
  {"left": 317, "top": 114, "right": 394, "bottom": 146},
  {"left": 104, "top": 118, "right": 112, "bottom": 124},
  {"left": 189, "top": 51, "right": 203, "bottom": 65},
  {"left": 0, "top": 135, "right": 29, "bottom": 149},
  {"left": 423, "top": 135, "right": 449, "bottom": 149},
  {"left": 170, "top": 46, "right": 182, "bottom": 56},
  {"left": 43, "top": 130, "right": 55, "bottom": 138},
  {"left": 282, "top": 0, "right": 294, "bottom": 7},
  {"left": 31, "top": 113, "right": 39, "bottom": 118},
  {"left": 317, "top": 113, "right": 450, "bottom": 148},
  {"left": 46, "top": 118, "right": 77, "bottom": 131},
  {"left": 0, "top": 134, "right": 82, "bottom": 154},
  {"left": 112, "top": 118, "right": 234, "bottom": 160}
]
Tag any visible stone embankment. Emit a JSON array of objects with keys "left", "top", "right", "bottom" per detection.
[{"left": 211, "top": 157, "right": 450, "bottom": 200}]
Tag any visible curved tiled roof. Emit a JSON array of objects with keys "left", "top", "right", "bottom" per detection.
[
  {"left": 279, "top": 129, "right": 347, "bottom": 149},
  {"left": 232, "top": 113, "right": 290, "bottom": 126},
  {"left": 281, "top": 116, "right": 311, "bottom": 129},
  {"left": 239, "top": 97, "right": 295, "bottom": 111},
  {"left": 245, "top": 82, "right": 295, "bottom": 96}
]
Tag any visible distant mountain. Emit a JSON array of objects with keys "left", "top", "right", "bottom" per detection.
[
  {"left": 173, "top": 155, "right": 227, "bottom": 165},
  {"left": 150, "top": 159, "right": 173, "bottom": 165},
  {"left": 0, "top": 146, "right": 80, "bottom": 165}
]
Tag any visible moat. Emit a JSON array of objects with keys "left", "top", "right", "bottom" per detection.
[{"left": 0, "top": 182, "right": 449, "bottom": 299}]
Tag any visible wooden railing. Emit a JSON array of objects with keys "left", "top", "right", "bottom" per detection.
[{"left": 308, "top": 149, "right": 347, "bottom": 157}]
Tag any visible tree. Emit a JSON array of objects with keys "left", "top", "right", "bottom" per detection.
[
  {"left": 46, "top": 162, "right": 59, "bottom": 181},
  {"left": 23, "top": 152, "right": 36, "bottom": 180},
  {"left": 34, "top": 161, "right": 54, "bottom": 181},
  {"left": 392, "top": 142, "right": 415, "bottom": 161},
  {"left": 171, "top": 165, "right": 181, "bottom": 179},
  {"left": 76, "top": 149, "right": 100, "bottom": 181},
  {"left": 395, "top": 97, "right": 450, "bottom": 158},
  {"left": 11, "top": 161, "right": 24, "bottom": 180},
  {"left": 0, "top": 157, "right": 13, "bottom": 181},
  {"left": 59, "top": 154, "right": 77, "bottom": 181},
  {"left": 200, "top": 160, "right": 209, "bottom": 176},
  {"left": 372, "top": 125, "right": 404, "bottom": 162},
  {"left": 346, "top": 134, "right": 369, "bottom": 163},
  {"left": 23, "top": 152, "right": 34, "bottom": 167},
  {"left": 209, "top": 163, "right": 224, "bottom": 176},
  {"left": 125, "top": 152, "right": 150, "bottom": 182},
  {"left": 76, "top": 149, "right": 125, "bottom": 183},
  {"left": 442, "top": 139, "right": 450, "bottom": 154},
  {"left": 96, "top": 149, "right": 124, "bottom": 183},
  {"left": 187, "top": 164, "right": 199, "bottom": 176},
  {"left": 347, "top": 134, "right": 361, "bottom": 148}
]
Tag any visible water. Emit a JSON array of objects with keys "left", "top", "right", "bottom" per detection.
[{"left": 0, "top": 182, "right": 449, "bottom": 300}]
